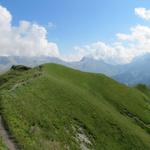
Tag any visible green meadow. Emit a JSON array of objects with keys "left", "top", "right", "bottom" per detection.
[{"left": 0, "top": 63, "right": 150, "bottom": 149}]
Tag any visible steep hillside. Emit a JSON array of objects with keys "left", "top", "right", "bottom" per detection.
[{"left": 0, "top": 64, "right": 150, "bottom": 150}]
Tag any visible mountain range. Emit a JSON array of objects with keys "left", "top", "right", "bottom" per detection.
[
  {"left": 113, "top": 54, "right": 150, "bottom": 86},
  {"left": 1, "top": 54, "right": 150, "bottom": 86}
]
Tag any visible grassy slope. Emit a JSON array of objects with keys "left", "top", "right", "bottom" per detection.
[
  {"left": 0, "top": 63, "right": 150, "bottom": 149},
  {"left": 0, "top": 137, "right": 8, "bottom": 150}
]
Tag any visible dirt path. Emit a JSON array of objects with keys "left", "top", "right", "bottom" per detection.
[{"left": 0, "top": 116, "right": 18, "bottom": 150}]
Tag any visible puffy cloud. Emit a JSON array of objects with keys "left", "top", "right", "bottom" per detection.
[
  {"left": 0, "top": 5, "right": 59, "bottom": 57},
  {"left": 65, "top": 24, "right": 150, "bottom": 64},
  {"left": 135, "top": 7, "right": 150, "bottom": 20},
  {"left": 0, "top": 5, "right": 12, "bottom": 31}
]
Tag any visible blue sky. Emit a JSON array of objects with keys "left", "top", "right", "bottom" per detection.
[
  {"left": 0, "top": 0, "right": 150, "bottom": 63},
  {"left": 0, "top": 0, "right": 149, "bottom": 53}
]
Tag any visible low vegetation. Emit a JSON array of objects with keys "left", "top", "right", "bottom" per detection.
[
  {"left": 0, "top": 137, "right": 8, "bottom": 150},
  {"left": 0, "top": 63, "right": 150, "bottom": 149}
]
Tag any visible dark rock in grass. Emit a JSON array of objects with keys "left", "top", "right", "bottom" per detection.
[{"left": 11, "top": 65, "right": 31, "bottom": 71}]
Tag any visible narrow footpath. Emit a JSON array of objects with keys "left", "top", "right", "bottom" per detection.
[{"left": 0, "top": 116, "right": 18, "bottom": 150}]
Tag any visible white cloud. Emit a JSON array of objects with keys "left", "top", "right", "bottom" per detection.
[
  {"left": 0, "top": 5, "right": 59, "bottom": 57},
  {"left": 64, "top": 24, "right": 150, "bottom": 64},
  {"left": 135, "top": 7, "right": 150, "bottom": 20}
]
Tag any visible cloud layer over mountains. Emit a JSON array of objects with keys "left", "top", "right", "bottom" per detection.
[{"left": 1, "top": 5, "right": 150, "bottom": 64}]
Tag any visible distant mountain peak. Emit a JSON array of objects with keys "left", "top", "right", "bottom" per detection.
[{"left": 80, "top": 56, "right": 107, "bottom": 63}]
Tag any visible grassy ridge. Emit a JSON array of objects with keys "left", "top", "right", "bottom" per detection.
[{"left": 0, "top": 63, "right": 150, "bottom": 149}]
